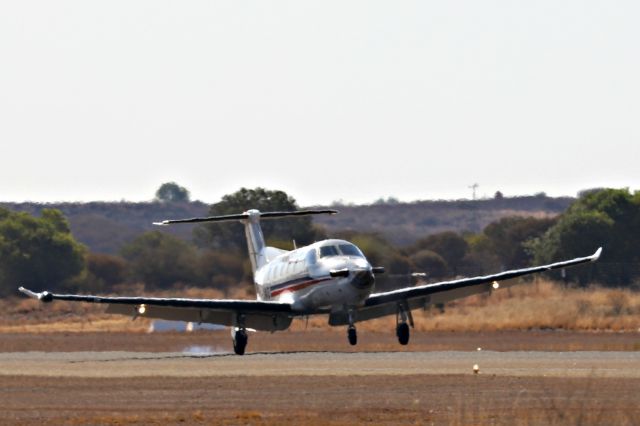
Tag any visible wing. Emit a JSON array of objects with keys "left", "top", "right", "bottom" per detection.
[
  {"left": 331, "top": 248, "right": 602, "bottom": 325},
  {"left": 18, "top": 288, "right": 295, "bottom": 331}
]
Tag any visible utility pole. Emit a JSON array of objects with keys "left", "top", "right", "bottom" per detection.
[{"left": 468, "top": 183, "right": 479, "bottom": 201}]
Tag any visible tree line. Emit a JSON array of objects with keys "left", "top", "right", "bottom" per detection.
[{"left": 1, "top": 187, "right": 639, "bottom": 297}]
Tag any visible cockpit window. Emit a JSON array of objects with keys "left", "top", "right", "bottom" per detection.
[
  {"left": 338, "top": 244, "right": 364, "bottom": 257},
  {"left": 319, "top": 245, "right": 339, "bottom": 258}
]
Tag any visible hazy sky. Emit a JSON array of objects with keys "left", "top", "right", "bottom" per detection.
[{"left": 1, "top": 1, "right": 638, "bottom": 206}]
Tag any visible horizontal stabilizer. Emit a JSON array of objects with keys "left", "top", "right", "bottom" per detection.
[{"left": 154, "top": 209, "right": 337, "bottom": 226}]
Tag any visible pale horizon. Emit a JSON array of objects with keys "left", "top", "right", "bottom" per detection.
[{"left": 1, "top": 1, "right": 638, "bottom": 207}]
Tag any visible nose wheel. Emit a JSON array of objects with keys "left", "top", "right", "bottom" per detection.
[
  {"left": 232, "top": 328, "right": 248, "bottom": 355},
  {"left": 347, "top": 326, "right": 358, "bottom": 346}
]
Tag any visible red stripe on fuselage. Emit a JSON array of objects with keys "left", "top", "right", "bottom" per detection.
[{"left": 270, "top": 278, "right": 330, "bottom": 297}]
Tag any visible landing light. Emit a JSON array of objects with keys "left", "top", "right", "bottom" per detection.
[
  {"left": 492, "top": 281, "right": 500, "bottom": 289},
  {"left": 137, "top": 304, "right": 147, "bottom": 315}
]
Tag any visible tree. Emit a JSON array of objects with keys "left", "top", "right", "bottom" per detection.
[
  {"left": 410, "top": 231, "right": 469, "bottom": 275},
  {"left": 85, "top": 253, "right": 128, "bottom": 292},
  {"left": 409, "top": 250, "right": 449, "bottom": 279},
  {"left": 483, "top": 216, "right": 556, "bottom": 269},
  {"left": 196, "top": 250, "right": 247, "bottom": 288},
  {"left": 0, "top": 208, "right": 86, "bottom": 296},
  {"left": 528, "top": 188, "right": 640, "bottom": 285},
  {"left": 155, "top": 182, "right": 190, "bottom": 203},
  {"left": 120, "top": 231, "right": 198, "bottom": 289},
  {"left": 193, "top": 188, "right": 318, "bottom": 251}
]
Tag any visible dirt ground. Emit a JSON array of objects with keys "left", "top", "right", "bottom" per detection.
[{"left": 2, "top": 374, "right": 639, "bottom": 425}]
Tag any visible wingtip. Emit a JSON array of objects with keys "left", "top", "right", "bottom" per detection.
[
  {"left": 152, "top": 221, "right": 168, "bottom": 226},
  {"left": 591, "top": 247, "right": 603, "bottom": 261},
  {"left": 18, "top": 286, "right": 36, "bottom": 298},
  {"left": 18, "top": 286, "right": 53, "bottom": 302}
]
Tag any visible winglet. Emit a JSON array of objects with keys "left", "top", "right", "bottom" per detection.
[
  {"left": 591, "top": 247, "right": 603, "bottom": 262},
  {"left": 18, "top": 287, "right": 53, "bottom": 302}
]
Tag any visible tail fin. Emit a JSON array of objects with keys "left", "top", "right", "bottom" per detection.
[{"left": 154, "top": 209, "right": 337, "bottom": 273}]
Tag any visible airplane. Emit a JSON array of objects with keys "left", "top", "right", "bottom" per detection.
[{"left": 19, "top": 209, "right": 602, "bottom": 355}]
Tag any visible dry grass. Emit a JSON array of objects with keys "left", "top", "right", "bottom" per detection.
[
  {"left": 2, "top": 280, "right": 640, "bottom": 334},
  {"left": 293, "top": 280, "right": 640, "bottom": 333},
  {"left": 409, "top": 280, "right": 640, "bottom": 332}
]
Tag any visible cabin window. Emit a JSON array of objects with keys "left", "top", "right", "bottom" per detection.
[
  {"left": 319, "top": 245, "right": 339, "bottom": 258},
  {"left": 338, "top": 244, "right": 364, "bottom": 258}
]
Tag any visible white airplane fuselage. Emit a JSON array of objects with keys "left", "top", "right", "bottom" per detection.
[{"left": 253, "top": 239, "right": 376, "bottom": 312}]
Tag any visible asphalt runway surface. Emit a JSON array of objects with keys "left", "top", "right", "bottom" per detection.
[
  {"left": 2, "top": 350, "right": 640, "bottom": 424},
  {"left": 2, "top": 350, "right": 640, "bottom": 378}
]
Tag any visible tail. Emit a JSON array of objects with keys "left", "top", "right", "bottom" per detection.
[{"left": 154, "top": 209, "right": 337, "bottom": 273}]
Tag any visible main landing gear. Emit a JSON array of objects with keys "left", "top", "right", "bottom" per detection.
[
  {"left": 396, "top": 322, "right": 410, "bottom": 345},
  {"left": 396, "top": 303, "right": 413, "bottom": 346},
  {"left": 232, "top": 327, "right": 248, "bottom": 355}
]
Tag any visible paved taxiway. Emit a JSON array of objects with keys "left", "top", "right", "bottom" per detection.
[{"left": 2, "top": 350, "right": 639, "bottom": 378}]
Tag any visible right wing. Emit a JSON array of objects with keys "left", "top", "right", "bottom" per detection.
[
  {"left": 330, "top": 247, "right": 602, "bottom": 325},
  {"left": 18, "top": 288, "right": 295, "bottom": 331}
]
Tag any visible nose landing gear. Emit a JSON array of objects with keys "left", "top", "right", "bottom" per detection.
[
  {"left": 347, "top": 326, "right": 358, "bottom": 345},
  {"left": 346, "top": 309, "right": 358, "bottom": 345}
]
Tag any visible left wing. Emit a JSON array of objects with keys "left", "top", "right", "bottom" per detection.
[
  {"left": 331, "top": 247, "right": 602, "bottom": 325},
  {"left": 18, "top": 287, "right": 295, "bottom": 331}
]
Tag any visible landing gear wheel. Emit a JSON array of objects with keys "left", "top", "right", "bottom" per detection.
[
  {"left": 347, "top": 326, "right": 358, "bottom": 346},
  {"left": 396, "top": 322, "right": 410, "bottom": 345},
  {"left": 233, "top": 329, "right": 248, "bottom": 355}
]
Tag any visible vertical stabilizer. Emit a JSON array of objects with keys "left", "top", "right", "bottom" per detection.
[{"left": 242, "top": 209, "right": 267, "bottom": 273}]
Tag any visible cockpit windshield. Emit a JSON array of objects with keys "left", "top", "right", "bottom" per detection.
[
  {"left": 338, "top": 244, "right": 364, "bottom": 258},
  {"left": 319, "top": 245, "right": 339, "bottom": 258},
  {"left": 318, "top": 243, "right": 364, "bottom": 258}
]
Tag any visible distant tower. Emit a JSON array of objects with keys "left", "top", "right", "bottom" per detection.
[{"left": 468, "top": 183, "right": 479, "bottom": 200}]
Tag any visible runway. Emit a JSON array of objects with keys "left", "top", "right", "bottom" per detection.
[
  {"left": 2, "top": 350, "right": 639, "bottom": 378},
  {"left": 3, "top": 350, "right": 640, "bottom": 424}
]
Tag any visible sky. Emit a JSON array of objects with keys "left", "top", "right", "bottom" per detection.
[{"left": 1, "top": 1, "right": 638, "bottom": 206}]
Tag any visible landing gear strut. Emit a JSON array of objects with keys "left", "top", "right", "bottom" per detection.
[
  {"left": 232, "top": 327, "right": 248, "bottom": 355},
  {"left": 396, "top": 302, "right": 413, "bottom": 346}
]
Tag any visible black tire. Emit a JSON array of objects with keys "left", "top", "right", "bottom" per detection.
[
  {"left": 233, "top": 330, "right": 248, "bottom": 355},
  {"left": 396, "top": 322, "right": 410, "bottom": 345},
  {"left": 347, "top": 326, "right": 357, "bottom": 346}
]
